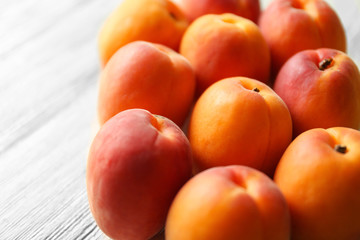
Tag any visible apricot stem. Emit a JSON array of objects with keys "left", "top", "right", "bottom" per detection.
[
  {"left": 319, "top": 58, "right": 333, "bottom": 71},
  {"left": 334, "top": 144, "right": 347, "bottom": 154},
  {"left": 252, "top": 87, "right": 260, "bottom": 92}
]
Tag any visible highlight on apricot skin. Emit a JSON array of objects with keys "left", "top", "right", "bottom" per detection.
[{"left": 220, "top": 16, "right": 237, "bottom": 24}]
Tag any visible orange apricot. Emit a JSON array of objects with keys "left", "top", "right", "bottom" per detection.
[
  {"left": 180, "top": 13, "right": 270, "bottom": 96},
  {"left": 165, "top": 165, "right": 291, "bottom": 240},
  {"left": 98, "top": 0, "right": 188, "bottom": 67},
  {"left": 274, "top": 127, "right": 360, "bottom": 239},
  {"left": 188, "top": 77, "right": 292, "bottom": 177}
]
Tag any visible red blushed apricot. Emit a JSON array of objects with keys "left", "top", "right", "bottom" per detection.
[
  {"left": 259, "top": 0, "right": 346, "bottom": 76},
  {"left": 178, "top": 0, "right": 260, "bottom": 23},
  {"left": 87, "top": 109, "right": 193, "bottom": 240},
  {"left": 97, "top": 41, "right": 196, "bottom": 128},
  {"left": 273, "top": 48, "right": 360, "bottom": 137}
]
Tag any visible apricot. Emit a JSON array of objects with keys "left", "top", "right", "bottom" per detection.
[
  {"left": 259, "top": 0, "right": 347, "bottom": 76},
  {"left": 98, "top": 0, "right": 188, "bottom": 66},
  {"left": 188, "top": 77, "right": 292, "bottom": 176},
  {"left": 97, "top": 41, "right": 195, "bottom": 127},
  {"left": 273, "top": 48, "right": 360, "bottom": 137},
  {"left": 165, "top": 165, "right": 291, "bottom": 240},
  {"left": 180, "top": 13, "right": 270, "bottom": 95},
  {"left": 177, "top": 0, "right": 260, "bottom": 23},
  {"left": 86, "top": 109, "right": 193, "bottom": 240},
  {"left": 274, "top": 127, "right": 360, "bottom": 240}
]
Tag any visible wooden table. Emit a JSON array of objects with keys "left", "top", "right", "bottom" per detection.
[{"left": 1, "top": 0, "right": 359, "bottom": 239}]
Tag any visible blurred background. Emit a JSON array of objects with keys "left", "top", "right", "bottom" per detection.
[{"left": 0, "top": 0, "right": 359, "bottom": 239}]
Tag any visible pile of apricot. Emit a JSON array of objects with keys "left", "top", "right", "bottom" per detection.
[{"left": 86, "top": 0, "right": 360, "bottom": 239}]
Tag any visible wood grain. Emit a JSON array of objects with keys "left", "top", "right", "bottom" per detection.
[
  {"left": 0, "top": 0, "right": 359, "bottom": 239},
  {"left": 0, "top": 0, "right": 119, "bottom": 239}
]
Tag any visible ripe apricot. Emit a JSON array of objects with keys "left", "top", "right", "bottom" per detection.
[
  {"left": 180, "top": 13, "right": 270, "bottom": 95},
  {"left": 188, "top": 77, "right": 292, "bottom": 176},
  {"left": 259, "top": 0, "right": 347, "bottom": 75},
  {"left": 273, "top": 48, "right": 360, "bottom": 137},
  {"left": 274, "top": 127, "right": 360, "bottom": 239},
  {"left": 165, "top": 165, "right": 291, "bottom": 240},
  {"left": 97, "top": 41, "right": 195, "bottom": 127},
  {"left": 98, "top": 0, "right": 188, "bottom": 66},
  {"left": 87, "top": 109, "right": 193, "bottom": 240}
]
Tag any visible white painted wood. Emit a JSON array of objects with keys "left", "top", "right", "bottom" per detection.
[
  {"left": 0, "top": 0, "right": 120, "bottom": 239},
  {"left": 0, "top": 0, "right": 359, "bottom": 239}
]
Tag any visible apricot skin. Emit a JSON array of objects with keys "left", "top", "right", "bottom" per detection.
[
  {"left": 273, "top": 48, "right": 360, "bottom": 137},
  {"left": 274, "top": 127, "right": 360, "bottom": 240},
  {"left": 165, "top": 165, "right": 291, "bottom": 240},
  {"left": 188, "top": 77, "right": 292, "bottom": 177},
  {"left": 97, "top": 41, "right": 195, "bottom": 128},
  {"left": 98, "top": 0, "right": 188, "bottom": 66},
  {"left": 259, "top": 0, "right": 346, "bottom": 76},
  {"left": 178, "top": 0, "right": 260, "bottom": 23},
  {"left": 86, "top": 109, "right": 193, "bottom": 240},
  {"left": 180, "top": 13, "right": 270, "bottom": 96}
]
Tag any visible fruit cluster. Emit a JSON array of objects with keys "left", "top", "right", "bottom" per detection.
[{"left": 86, "top": 0, "right": 360, "bottom": 239}]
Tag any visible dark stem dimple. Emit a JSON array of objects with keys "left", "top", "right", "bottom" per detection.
[
  {"left": 169, "top": 12, "right": 177, "bottom": 20},
  {"left": 334, "top": 144, "right": 347, "bottom": 154},
  {"left": 252, "top": 87, "right": 260, "bottom": 92},
  {"left": 319, "top": 58, "right": 333, "bottom": 71}
]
